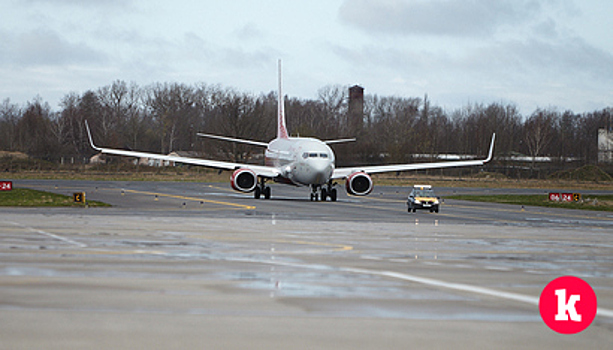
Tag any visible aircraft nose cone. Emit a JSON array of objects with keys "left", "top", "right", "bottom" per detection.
[{"left": 310, "top": 161, "right": 333, "bottom": 184}]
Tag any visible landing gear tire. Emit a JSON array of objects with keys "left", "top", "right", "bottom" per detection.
[
  {"left": 255, "top": 178, "right": 271, "bottom": 200},
  {"left": 321, "top": 182, "right": 337, "bottom": 202},
  {"left": 263, "top": 186, "right": 271, "bottom": 200},
  {"left": 310, "top": 185, "right": 320, "bottom": 202},
  {"left": 329, "top": 188, "right": 337, "bottom": 202}
]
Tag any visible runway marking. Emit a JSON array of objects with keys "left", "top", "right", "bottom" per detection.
[
  {"left": 206, "top": 184, "right": 234, "bottom": 192},
  {"left": 185, "top": 233, "right": 353, "bottom": 254},
  {"left": 123, "top": 189, "right": 256, "bottom": 210},
  {"left": 8, "top": 222, "right": 87, "bottom": 248},
  {"left": 233, "top": 257, "right": 613, "bottom": 320}
]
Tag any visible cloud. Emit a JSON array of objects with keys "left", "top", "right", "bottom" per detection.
[
  {"left": 330, "top": 29, "right": 613, "bottom": 113},
  {"left": 179, "top": 32, "right": 277, "bottom": 70},
  {"left": 338, "top": 0, "right": 539, "bottom": 37},
  {"left": 21, "top": 0, "right": 129, "bottom": 8},
  {"left": 234, "top": 23, "right": 266, "bottom": 41},
  {"left": 11, "top": 29, "right": 107, "bottom": 67}
]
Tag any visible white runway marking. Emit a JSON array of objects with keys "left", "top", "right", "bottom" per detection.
[
  {"left": 9, "top": 222, "right": 87, "bottom": 248},
  {"left": 234, "top": 257, "right": 613, "bottom": 320}
]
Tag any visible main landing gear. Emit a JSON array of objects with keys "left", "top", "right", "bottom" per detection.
[
  {"left": 310, "top": 182, "right": 338, "bottom": 202},
  {"left": 254, "top": 178, "right": 271, "bottom": 199}
]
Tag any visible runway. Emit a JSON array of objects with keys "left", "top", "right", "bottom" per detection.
[{"left": 1, "top": 180, "right": 613, "bottom": 349}]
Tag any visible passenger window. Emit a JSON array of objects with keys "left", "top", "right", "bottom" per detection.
[
  {"left": 309, "top": 153, "right": 318, "bottom": 158},
  {"left": 302, "top": 152, "right": 308, "bottom": 159}
]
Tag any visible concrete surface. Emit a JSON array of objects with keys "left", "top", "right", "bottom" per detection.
[{"left": 1, "top": 180, "right": 612, "bottom": 349}]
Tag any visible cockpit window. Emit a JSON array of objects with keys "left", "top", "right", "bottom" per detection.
[{"left": 303, "top": 152, "right": 329, "bottom": 159}]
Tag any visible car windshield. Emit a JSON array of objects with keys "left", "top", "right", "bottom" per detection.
[{"left": 414, "top": 189, "right": 436, "bottom": 197}]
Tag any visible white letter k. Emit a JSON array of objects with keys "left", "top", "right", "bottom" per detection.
[{"left": 555, "top": 289, "right": 582, "bottom": 322}]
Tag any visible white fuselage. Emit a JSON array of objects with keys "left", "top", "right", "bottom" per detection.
[{"left": 265, "top": 137, "right": 335, "bottom": 186}]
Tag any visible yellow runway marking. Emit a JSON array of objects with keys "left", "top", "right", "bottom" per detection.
[
  {"left": 123, "top": 189, "right": 256, "bottom": 210},
  {"left": 267, "top": 238, "right": 353, "bottom": 253},
  {"left": 188, "top": 234, "right": 353, "bottom": 254}
]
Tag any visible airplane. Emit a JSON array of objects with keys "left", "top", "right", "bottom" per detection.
[{"left": 86, "top": 60, "right": 495, "bottom": 202}]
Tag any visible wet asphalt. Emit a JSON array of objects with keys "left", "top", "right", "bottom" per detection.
[{"left": 1, "top": 180, "right": 612, "bottom": 349}]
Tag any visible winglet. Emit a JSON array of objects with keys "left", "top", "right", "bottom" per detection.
[
  {"left": 484, "top": 133, "right": 496, "bottom": 163},
  {"left": 85, "top": 120, "right": 101, "bottom": 151}
]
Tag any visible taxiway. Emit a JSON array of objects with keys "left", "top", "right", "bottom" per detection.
[{"left": 1, "top": 180, "right": 612, "bottom": 349}]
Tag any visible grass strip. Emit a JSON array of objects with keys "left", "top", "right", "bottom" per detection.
[
  {"left": 446, "top": 194, "right": 613, "bottom": 212},
  {"left": 0, "top": 188, "right": 110, "bottom": 207}
]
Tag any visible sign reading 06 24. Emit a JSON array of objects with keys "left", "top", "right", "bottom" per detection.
[{"left": 73, "top": 192, "right": 86, "bottom": 203}]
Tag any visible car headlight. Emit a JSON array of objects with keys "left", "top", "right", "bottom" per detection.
[{"left": 414, "top": 199, "right": 421, "bottom": 204}]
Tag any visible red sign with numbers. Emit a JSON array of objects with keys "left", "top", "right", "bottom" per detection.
[
  {"left": 0, "top": 181, "right": 12, "bottom": 191},
  {"left": 549, "top": 192, "right": 581, "bottom": 202}
]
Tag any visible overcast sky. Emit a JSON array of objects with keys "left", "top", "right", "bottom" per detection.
[{"left": 1, "top": 0, "right": 612, "bottom": 115}]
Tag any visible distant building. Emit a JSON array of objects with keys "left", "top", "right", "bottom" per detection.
[
  {"left": 348, "top": 85, "right": 364, "bottom": 134},
  {"left": 598, "top": 129, "right": 613, "bottom": 163},
  {"left": 89, "top": 154, "right": 106, "bottom": 164},
  {"left": 0, "top": 151, "right": 28, "bottom": 159}
]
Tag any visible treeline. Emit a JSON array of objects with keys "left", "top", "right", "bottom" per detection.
[{"left": 1, "top": 80, "right": 612, "bottom": 174}]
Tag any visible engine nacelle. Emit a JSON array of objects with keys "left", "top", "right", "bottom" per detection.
[
  {"left": 230, "top": 168, "right": 257, "bottom": 193},
  {"left": 345, "top": 171, "right": 373, "bottom": 196}
]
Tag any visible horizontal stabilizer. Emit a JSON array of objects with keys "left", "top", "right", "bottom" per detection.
[
  {"left": 197, "top": 133, "right": 269, "bottom": 147},
  {"left": 324, "top": 138, "right": 356, "bottom": 145}
]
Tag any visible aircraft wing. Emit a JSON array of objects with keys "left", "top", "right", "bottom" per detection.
[
  {"left": 332, "top": 133, "right": 495, "bottom": 179},
  {"left": 86, "top": 122, "right": 280, "bottom": 178}
]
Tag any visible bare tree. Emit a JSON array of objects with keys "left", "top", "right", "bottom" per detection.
[
  {"left": 317, "top": 85, "right": 347, "bottom": 138},
  {"left": 524, "top": 109, "right": 558, "bottom": 168},
  {"left": 205, "top": 89, "right": 274, "bottom": 162},
  {"left": 0, "top": 99, "right": 21, "bottom": 151},
  {"left": 145, "top": 83, "right": 198, "bottom": 154},
  {"left": 15, "top": 97, "right": 55, "bottom": 157}
]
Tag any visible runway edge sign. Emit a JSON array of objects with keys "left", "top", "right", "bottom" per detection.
[
  {"left": 0, "top": 181, "right": 12, "bottom": 191},
  {"left": 549, "top": 192, "right": 581, "bottom": 202}
]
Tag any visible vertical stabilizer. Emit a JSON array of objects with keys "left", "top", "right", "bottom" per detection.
[{"left": 277, "top": 59, "right": 289, "bottom": 139}]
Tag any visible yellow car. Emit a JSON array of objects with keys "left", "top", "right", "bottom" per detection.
[{"left": 407, "top": 185, "right": 440, "bottom": 213}]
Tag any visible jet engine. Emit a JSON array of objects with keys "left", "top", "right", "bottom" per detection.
[
  {"left": 345, "top": 171, "right": 373, "bottom": 196},
  {"left": 231, "top": 168, "right": 257, "bottom": 192}
]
